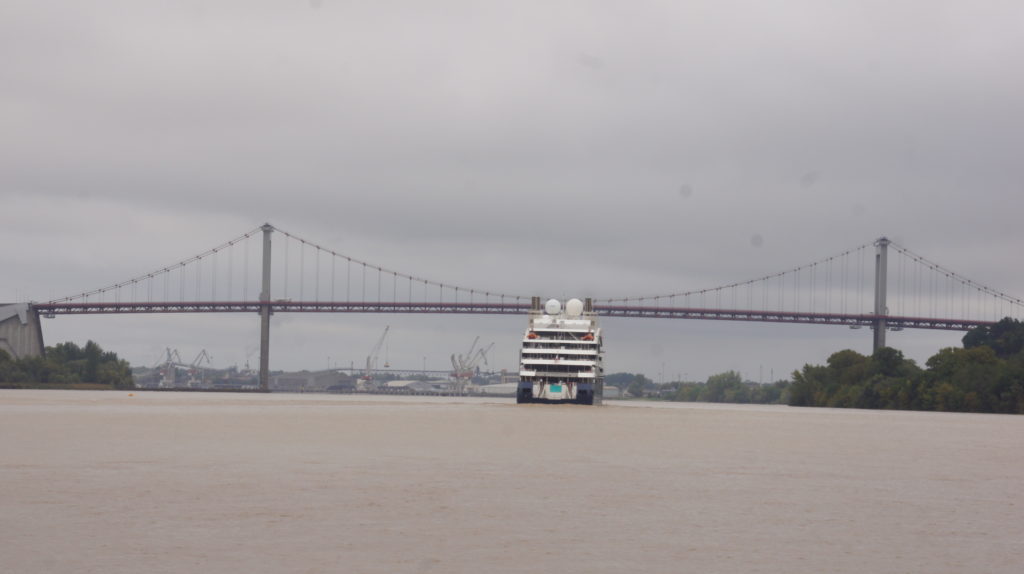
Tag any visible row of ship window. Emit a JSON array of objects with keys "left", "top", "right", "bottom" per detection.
[
  {"left": 520, "top": 351, "right": 598, "bottom": 356},
  {"left": 522, "top": 343, "right": 600, "bottom": 351},
  {"left": 526, "top": 332, "right": 597, "bottom": 341},
  {"left": 521, "top": 364, "right": 600, "bottom": 373}
]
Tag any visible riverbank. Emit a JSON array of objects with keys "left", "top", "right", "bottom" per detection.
[{"left": 0, "top": 382, "right": 116, "bottom": 390}]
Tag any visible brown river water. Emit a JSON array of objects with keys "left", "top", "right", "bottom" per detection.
[{"left": 1, "top": 390, "right": 1021, "bottom": 573}]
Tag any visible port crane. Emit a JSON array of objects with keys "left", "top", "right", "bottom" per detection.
[
  {"left": 360, "top": 326, "right": 390, "bottom": 383},
  {"left": 192, "top": 349, "right": 212, "bottom": 367},
  {"left": 450, "top": 336, "right": 494, "bottom": 394},
  {"left": 157, "top": 348, "right": 183, "bottom": 387},
  {"left": 189, "top": 349, "right": 212, "bottom": 386}
]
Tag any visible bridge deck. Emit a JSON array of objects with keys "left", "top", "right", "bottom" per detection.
[{"left": 31, "top": 301, "right": 994, "bottom": 331}]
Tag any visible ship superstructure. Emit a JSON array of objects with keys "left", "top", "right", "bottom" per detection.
[{"left": 517, "top": 297, "right": 603, "bottom": 405}]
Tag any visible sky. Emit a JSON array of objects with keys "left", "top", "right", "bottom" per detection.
[{"left": 2, "top": 1, "right": 1023, "bottom": 382}]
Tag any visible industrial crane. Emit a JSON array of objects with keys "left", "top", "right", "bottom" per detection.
[
  {"left": 189, "top": 350, "right": 212, "bottom": 387},
  {"left": 360, "top": 326, "right": 390, "bottom": 383},
  {"left": 191, "top": 349, "right": 212, "bottom": 367},
  {"left": 450, "top": 336, "right": 494, "bottom": 394},
  {"left": 157, "top": 348, "right": 183, "bottom": 387}
]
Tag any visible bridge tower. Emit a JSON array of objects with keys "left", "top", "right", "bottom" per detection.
[
  {"left": 259, "top": 223, "right": 273, "bottom": 391},
  {"left": 872, "top": 236, "right": 890, "bottom": 353}
]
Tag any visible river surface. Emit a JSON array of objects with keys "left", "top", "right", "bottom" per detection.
[{"left": 1, "top": 390, "right": 1021, "bottom": 573}]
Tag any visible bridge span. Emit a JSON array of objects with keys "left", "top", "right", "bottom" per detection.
[
  {"left": 33, "top": 300, "right": 991, "bottom": 333},
  {"left": 22, "top": 223, "right": 1024, "bottom": 390}
]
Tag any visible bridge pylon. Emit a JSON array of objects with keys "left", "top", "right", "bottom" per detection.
[
  {"left": 259, "top": 223, "right": 273, "bottom": 391},
  {"left": 872, "top": 236, "right": 890, "bottom": 353}
]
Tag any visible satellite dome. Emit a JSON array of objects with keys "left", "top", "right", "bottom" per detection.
[
  {"left": 544, "top": 298, "right": 562, "bottom": 315},
  {"left": 565, "top": 298, "right": 584, "bottom": 317}
]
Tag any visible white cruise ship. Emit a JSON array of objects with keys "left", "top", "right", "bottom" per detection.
[{"left": 517, "top": 297, "right": 604, "bottom": 405}]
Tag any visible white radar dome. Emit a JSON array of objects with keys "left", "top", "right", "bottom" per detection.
[
  {"left": 544, "top": 298, "right": 562, "bottom": 315},
  {"left": 565, "top": 298, "right": 584, "bottom": 318}
]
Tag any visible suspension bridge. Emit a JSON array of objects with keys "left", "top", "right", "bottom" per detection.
[{"left": 7, "top": 223, "right": 1023, "bottom": 390}]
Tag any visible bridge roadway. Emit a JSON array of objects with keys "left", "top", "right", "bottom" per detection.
[{"left": 31, "top": 300, "right": 994, "bottom": 332}]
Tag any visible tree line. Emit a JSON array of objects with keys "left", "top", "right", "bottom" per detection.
[
  {"left": 0, "top": 341, "right": 134, "bottom": 389},
  {"left": 625, "top": 318, "right": 1024, "bottom": 414},
  {"left": 788, "top": 318, "right": 1024, "bottom": 413},
  {"left": 608, "top": 370, "right": 789, "bottom": 404},
  {"left": 671, "top": 370, "right": 789, "bottom": 404}
]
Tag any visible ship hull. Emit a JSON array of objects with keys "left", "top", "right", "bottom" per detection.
[
  {"left": 515, "top": 382, "right": 601, "bottom": 405},
  {"left": 516, "top": 394, "right": 597, "bottom": 405}
]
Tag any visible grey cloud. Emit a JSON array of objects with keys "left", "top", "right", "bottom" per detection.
[{"left": 3, "top": 1, "right": 1023, "bottom": 378}]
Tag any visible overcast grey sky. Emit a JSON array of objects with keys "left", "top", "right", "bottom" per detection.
[{"left": 3, "top": 1, "right": 1023, "bottom": 381}]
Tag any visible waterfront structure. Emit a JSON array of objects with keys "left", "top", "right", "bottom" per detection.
[{"left": 0, "top": 303, "right": 44, "bottom": 359}]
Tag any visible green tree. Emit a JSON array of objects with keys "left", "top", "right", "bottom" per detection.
[
  {"left": 0, "top": 341, "right": 134, "bottom": 389},
  {"left": 963, "top": 318, "right": 1024, "bottom": 359},
  {"left": 700, "top": 370, "right": 744, "bottom": 402},
  {"left": 791, "top": 338, "right": 1023, "bottom": 414},
  {"left": 83, "top": 340, "right": 102, "bottom": 383},
  {"left": 626, "top": 374, "right": 652, "bottom": 398},
  {"left": 788, "top": 364, "right": 827, "bottom": 407}
]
